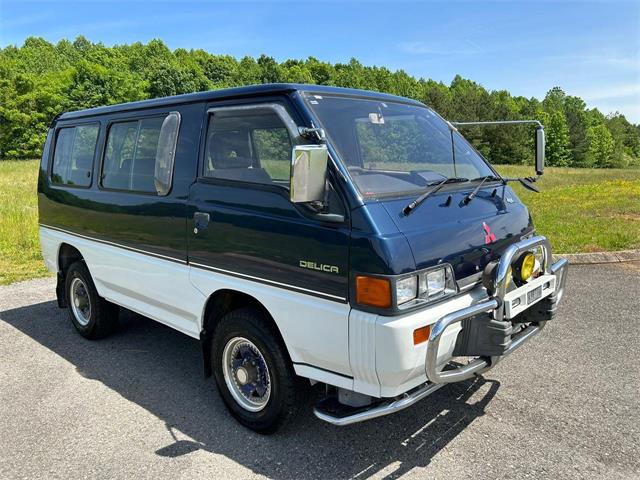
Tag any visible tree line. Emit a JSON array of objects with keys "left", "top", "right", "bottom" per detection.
[{"left": 1, "top": 36, "right": 639, "bottom": 168}]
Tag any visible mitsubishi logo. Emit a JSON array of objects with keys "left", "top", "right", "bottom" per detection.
[{"left": 483, "top": 222, "right": 497, "bottom": 244}]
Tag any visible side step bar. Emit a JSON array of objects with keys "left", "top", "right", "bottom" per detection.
[{"left": 313, "top": 382, "right": 445, "bottom": 426}]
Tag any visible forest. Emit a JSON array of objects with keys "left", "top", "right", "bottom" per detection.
[{"left": 1, "top": 36, "right": 639, "bottom": 168}]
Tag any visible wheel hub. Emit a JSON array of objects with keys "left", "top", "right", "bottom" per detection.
[
  {"left": 70, "top": 277, "right": 91, "bottom": 326},
  {"left": 235, "top": 366, "right": 248, "bottom": 385},
  {"left": 222, "top": 337, "right": 271, "bottom": 412}
]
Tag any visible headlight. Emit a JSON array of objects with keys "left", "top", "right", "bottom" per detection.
[
  {"left": 420, "top": 268, "right": 446, "bottom": 297},
  {"left": 419, "top": 266, "right": 457, "bottom": 301},
  {"left": 396, "top": 276, "right": 418, "bottom": 305},
  {"left": 355, "top": 264, "right": 457, "bottom": 311}
]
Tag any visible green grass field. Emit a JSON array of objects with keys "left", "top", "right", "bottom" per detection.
[
  {"left": 493, "top": 165, "right": 640, "bottom": 253},
  {"left": 0, "top": 160, "right": 638, "bottom": 285},
  {"left": 0, "top": 160, "right": 49, "bottom": 285}
]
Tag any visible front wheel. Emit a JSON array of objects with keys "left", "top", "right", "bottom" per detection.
[{"left": 211, "top": 308, "right": 305, "bottom": 434}]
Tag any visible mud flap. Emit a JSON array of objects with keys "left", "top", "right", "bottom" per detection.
[{"left": 55, "top": 272, "right": 67, "bottom": 308}]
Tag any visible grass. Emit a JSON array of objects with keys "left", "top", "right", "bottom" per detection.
[
  {"left": 0, "top": 160, "right": 638, "bottom": 285},
  {"left": 493, "top": 165, "right": 640, "bottom": 253},
  {"left": 0, "top": 160, "right": 50, "bottom": 285}
]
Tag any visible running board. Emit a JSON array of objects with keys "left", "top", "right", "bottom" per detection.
[{"left": 313, "top": 382, "right": 445, "bottom": 426}]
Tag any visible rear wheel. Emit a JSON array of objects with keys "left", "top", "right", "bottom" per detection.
[
  {"left": 65, "top": 261, "right": 118, "bottom": 339},
  {"left": 211, "top": 307, "right": 305, "bottom": 434}
]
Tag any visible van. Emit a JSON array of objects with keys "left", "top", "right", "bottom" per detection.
[{"left": 38, "top": 84, "right": 568, "bottom": 433}]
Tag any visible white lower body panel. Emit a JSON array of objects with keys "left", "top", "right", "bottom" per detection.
[
  {"left": 40, "top": 226, "right": 205, "bottom": 338},
  {"left": 39, "top": 225, "right": 353, "bottom": 383},
  {"left": 350, "top": 286, "right": 490, "bottom": 398},
  {"left": 189, "top": 266, "right": 352, "bottom": 378}
]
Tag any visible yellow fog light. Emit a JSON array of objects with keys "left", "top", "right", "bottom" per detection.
[{"left": 516, "top": 252, "right": 536, "bottom": 282}]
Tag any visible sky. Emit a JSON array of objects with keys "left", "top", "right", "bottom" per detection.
[{"left": 1, "top": 0, "right": 639, "bottom": 122}]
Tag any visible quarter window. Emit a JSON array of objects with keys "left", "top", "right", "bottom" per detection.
[
  {"left": 204, "top": 108, "right": 293, "bottom": 186},
  {"left": 101, "top": 112, "right": 180, "bottom": 195},
  {"left": 51, "top": 124, "right": 99, "bottom": 187}
]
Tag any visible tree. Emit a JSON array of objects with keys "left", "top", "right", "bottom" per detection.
[
  {"left": 257, "top": 55, "right": 284, "bottom": 84},
  {"left": 1, "top": 37, "right": 639, "bottom": 164},
  {"left": 586, "top": 124, "right": 615, "bottom": 168},
  {"left": 66, "top": 60, "right": 144, "bottom": 108},
  {"left": 545, "top": 111, "right": 571, "bottom": 166},
  {"left": 563, "top": 95, "right": 589, "bottom": 166},
  {"left": 199, "top": 54, "right": 238, "bottom": 86},
  {"left": 147, "top": 62, "right": 210, "bottom": 98},
  {"left": 233, "top": 56, "right": 261, "bottom": 85}
]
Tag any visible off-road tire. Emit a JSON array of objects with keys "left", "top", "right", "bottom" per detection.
[{"left": 211, "top": 307, "right": 306, "bottom": 434}]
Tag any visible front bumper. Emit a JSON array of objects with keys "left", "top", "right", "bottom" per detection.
[
  {"left": 426, "top": 236, "right": 568, "bottom": 384},
  {"left": 314, "top": 235, "right": 569, "bottom": 426}
]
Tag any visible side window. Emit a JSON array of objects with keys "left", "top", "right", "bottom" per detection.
[
  {"left": 101, "top": 112, "right": 180, "bottom": 195},
  {"left": 204, "top": 108, "right": 293, "bottom": 186},
  {"left": 252, "top": 128, "right": 292, "bottom": 181},
  {"left": 51, "top": 124, "right": 99, "bottom": 187}
]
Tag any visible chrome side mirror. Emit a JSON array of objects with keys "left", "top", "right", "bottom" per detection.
[
  {"left": 290, "top": 145, "right": 328, "bottom": 204},
  {"left": 535, "top": 126, "right": 545, "bottom": 176}
]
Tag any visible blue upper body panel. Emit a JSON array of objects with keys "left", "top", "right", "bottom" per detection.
[
  {"left": 47, "top": 83, "right": 535, "bottom": 295},
  {"left": 56, "top": 83, "right": 424, "bottom": 122}
]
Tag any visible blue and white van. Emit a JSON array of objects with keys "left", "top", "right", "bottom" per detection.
[{"left": 38, "top": 84, "right": 568, "bottom": 433}]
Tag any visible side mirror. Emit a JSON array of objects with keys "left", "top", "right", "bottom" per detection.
[
  {"left": 290, "top": 145, "right": 328, "bottom": 203},
  {"left": 535, "top": 126, "right": 545, "bottom": 176}
]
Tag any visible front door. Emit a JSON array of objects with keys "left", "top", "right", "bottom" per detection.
[
  {"left": 188, "top": 100, "right": 350, "bottom": 300},
  {"left": 187, "top": 100, "right": 352, "bottom": 375}
]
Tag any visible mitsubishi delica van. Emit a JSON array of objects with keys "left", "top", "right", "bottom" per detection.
[{"left": 38, "top": 84, "right": 568, "bottom": 433}]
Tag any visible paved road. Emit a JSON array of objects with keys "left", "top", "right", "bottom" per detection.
[{"left": 1, "top": 263, "right": 639, "bottom": 480}]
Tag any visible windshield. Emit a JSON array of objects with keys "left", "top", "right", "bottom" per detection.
[{"left": 304, "top": 94, "right": 495, "bottom": 198}]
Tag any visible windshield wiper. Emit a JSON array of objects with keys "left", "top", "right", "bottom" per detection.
[
  {"left": 463, "top": 175, "right": 502, "bottom": 204},
  {"left": 403, "top": 177, "right": 469, "bottom": 216},
  {"left": 504, "top": 176, "right": 540, "bottom": 193}
]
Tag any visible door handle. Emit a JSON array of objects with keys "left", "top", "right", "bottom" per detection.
[{"left": 193, "top": 212, "right": 210, "bottom": 234}]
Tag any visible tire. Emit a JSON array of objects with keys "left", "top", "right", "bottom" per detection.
[
  {"left": 65, "top": 261, "right": 118, "bottom": 339},
  {"left": 211, "top": 307, "right": 306, "bottom": 434}
]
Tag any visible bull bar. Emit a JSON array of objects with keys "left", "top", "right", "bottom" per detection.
[
  {"left": 314, "top": 235, "right": 568, "bottom": 426},
  {"left": 426, "top": 235, "right": 567, "bottom": 383}
]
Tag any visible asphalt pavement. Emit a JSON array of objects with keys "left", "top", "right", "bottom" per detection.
[{"left": 1, "top": 262, "right": 639, "bottom": 479}]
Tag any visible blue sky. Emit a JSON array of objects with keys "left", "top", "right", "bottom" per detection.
[{"left": 1, "top": 0, "right": 639, "bottom": 122}]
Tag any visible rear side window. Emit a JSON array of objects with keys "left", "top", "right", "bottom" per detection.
[
  {"left": 51, "top": 124, "right": 99, "bottom": 187},
  {"left": 101, "top": 112, "right": 180, "bottom": 195},
  {"left": 204, "top": 108, "right": 293, "bottom": 185}
]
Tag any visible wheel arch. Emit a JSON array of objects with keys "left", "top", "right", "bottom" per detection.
[
  {"left": 58, "top": 242, "right": 84, "bottom": 275},
  {"left": 200, "top": 288, "right": 290, "bottom": 378},
  {"left": 55, "top": 243, "right": 85, "bottom": 308}
]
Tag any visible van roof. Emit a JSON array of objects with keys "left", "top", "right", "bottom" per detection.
[{"left": 56, "top": 83, "right": 425, "bottom": 121}]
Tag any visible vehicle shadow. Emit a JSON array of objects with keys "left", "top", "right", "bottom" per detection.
[{"left": 1, "top": 300, "right": 500, "bottom": 480}]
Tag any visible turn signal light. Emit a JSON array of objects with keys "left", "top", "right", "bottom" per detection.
[
  {"left": 413, "top": 325, "right": 431, "bottom": 345},
  {"left": 355, "top": 276, "right": 391, "bottom": 308}
]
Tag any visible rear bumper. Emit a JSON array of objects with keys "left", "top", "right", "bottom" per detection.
[{"left": 315, "top": 236, "right": 569, "bottom": 425}]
